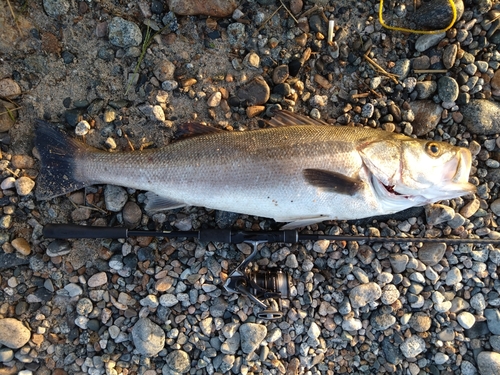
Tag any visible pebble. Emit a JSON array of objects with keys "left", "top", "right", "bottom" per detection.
[
  {"left": 0, "top": 78, "right": 21, "bottom": 99},
  {"left": 477, "top": 351, "right": 500, "bottom": 375},
  {"left": 446, "top": 267, "right": 462, "bottom": 286},
  {"left": 408, "top": 312, "right": 431, "bottom": 332},
  {"left": 415, "top": 33, "right": 446, "bottom": 52},
  {"left": 0, "top": 318, "right": 31, "bottom": 349},
  {"left": 413, "top": 0, "right": 464, "bottom": 29},
  {"left": 160, "top": 294, "right": 178, "bottom": 307},
  {"left": 457, "top": 312, "right": 476, "bottom": 329},
  {"left": 236, "top": 76, "right": 270, "bottom": 105},
  {"left": 154, "top": 60, "right": 176, "bottom": 81},
  {"left": 207, "top": 92, "right": 222, "bottom": 107},
  {"left": 11, "top": 237, "right": 31, "bottom": 256},
  {"left": 240, "top": 323, "right": 267, "bottom": 354},
  {"left": 438, "top": 76, "right": 459, "bottom": 102},
  {"left": 460, "top": 198, "right": 480, "bottom": 218},
  {"left": 425, "top": 204, "right": 455, "bottom": 225},
  {"left": 15, "top": 177, "right": 35, "bottom": 196},
  {"left": 371, "top": 313, "right": 396, "bottom": 330},
  {"left": 410, "top": 100, "right": 443, "bottom": 136},
  {"left": 123, "top": 201, "right": 142, "bottom": 228},
  {"left": 131, "top": 318, "right": 165, "bottom": 356},
  {"left": 414, "top": 81, "right": 437, "bottom": 100},
  {"left": 227, "top": 22, "right": 247, "bottom": 48},
  {"left": 389, "top": 254, "right": 409, "bottom": 273},
  {"left": 243, "top": 52, "right": 260, "bottom": 69},
  {"left": 87, "top": 272, "right": 108, "bottom": 287},
  {"left": 418, "top": 243, "right": 446, "bottom": 266},
  {"left": 162, "top": 350, "right": 191, "bottom": 374},
  {"left": 108, "top": 17, "right": 142, "bottom": 48},
  {"left": 0, "top": 348, "right": 14, "bottom": 362},
  {"left": 485, "top": 309, "right": 500, "bottom": 335},
  {"left": 75, "top": 120, "right": 91, "bottom": 136},
  {"left": 42, "top": 0, "right": 70, "bottom": 17},
  {"left": 104, "top": 185, "right": 128, "bottom": 212},
  {"left": 400, "top": 335, "right": 426, "bottom": 358},
  {"left": 272, "top": 65, "right": 289, "bottom": 84},
  {"left": 349, "top": 282, "right": 382, "bottom": 308},
  {"left": 462, "top": 100, "right": 500, "bottom": 135}
]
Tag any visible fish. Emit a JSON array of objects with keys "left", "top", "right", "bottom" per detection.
[{"left": 34, "top": 110, "right": 476, "bottom": 229}]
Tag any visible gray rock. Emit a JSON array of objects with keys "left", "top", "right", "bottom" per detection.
[
  {"left": 490, "top": 336, "right": 500, "bottom": 352},
  {"left": 108, "top": 17, "right": 142, "bottom": 48},
  {"left": 477, "top": 351, "right": 500, "bottom": 375},
  {"left": 389, "top": 254, "right": 409, "bottom": 273},
  {"left": 438, "top": 76, "right": 459, "bottom": 102},
  {"left": 462, "top": 100, "right": 500, "bottom": 135},
  {"left": 227, "top": 22, "right": 247, "bottom": 48},
  {"left": 392, "top": 59, "right": 411, "bottom": 81},
  {"left": 400, "top": 335, "right": 426, "bottom": 358},
  {"left": 123, "top": 201, "right": 142, "bottom": 228},
  {"left": 457, "top": 312, "right": 476, "bottom": 329},
  {"left": 349, "top": 282, "right": 382, "bottom": 308},
  {"left": 413, "top": 0, "right": 464, "bottom": 30},
  {"left": 410, "top": 100, "right": 443, "bottom": 136},
  {"left": 418, "top": 242, "right": 446, "bottom": 266},
  {"left": 462, "top": 360, "right": 478, "bottom": 375},
  {"left": 485, "top": 309, "right": 500, "bottom": 335},
  {"left": 163, "top": 350, "right": 190, "bottom": 374},
  {"left": 104, "top": 185, "right": 128, "bottom": 212},
  {"left": 0, "top": 318, "right": 31, "bottom": 349},
  {"left": 371, "top": 313, "right": 396, "bottom": 330},
  {"left": 415, "top": 81, "right": 437, "bottom": 99},
  {"left": 210, "top": 297, "right": 228, "bottom": 317},
  {"left": 425, "top": 204, "right": 455, "bottom": 225},
  {"left": 415, "top": 33, "right": 446, "bottom": 52},
  {"left": 76, "top": 298, "right": 93, "bottom": 316},
  {"left": 446, "top": 267, "right": 462, "bottom": 286},
  {"left": 132, "top": 318, "right": 165, "bottom": 356},
  {"left": 154, "top": 60, "right": 176, "bottom": 82},
  {"left": 443, "top": 44, "right": 458, "bottom": 69},
  {"left": 240, "top": 323, "right": 267, "bottom": 354},
  {"left": 43, "top": 0, "right": 70, "bottom": 17},
  {"left": 0, "top": 348, "right": 14, "bottom": 362}
]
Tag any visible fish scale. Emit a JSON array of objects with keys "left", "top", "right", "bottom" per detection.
[{"left": 35, "top": 111, "right": 475, "bottom": 229}]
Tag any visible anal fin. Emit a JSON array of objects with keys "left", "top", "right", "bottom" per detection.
[
  {"left": 144, "top": 192, "right": 186, "bottom": 212},
  {"left": 303, "top": 169, "right": 364, "bottom": 196}
]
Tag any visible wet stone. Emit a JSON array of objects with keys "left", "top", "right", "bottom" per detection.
[{"left": 438, "top": 76, "right": 459, "bottom": 102}]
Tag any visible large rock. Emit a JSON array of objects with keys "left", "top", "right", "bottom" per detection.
[
  {"left": 167, "top": 0, "right": 238, "bottom": 17},
  {"left": 462, "top": 100, "right": 500, "bottom": 135},
  {"left": 477, "top": 351, "right": 500, "bottom": 375},
  {"left": 131, "top": 318, "right": 165, "bottom": 356},
  {"left": 0, "top": 318, "right": 31, "bottom": 349}
]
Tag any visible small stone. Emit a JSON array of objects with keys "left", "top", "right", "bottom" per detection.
[
  {"left": 42, "top": 0, "right": 70, "bottom": 18},
  {"left": 462, "top": 100, "right": 500, "bottom": 135},
  {"left": 11, "top": 237, "right": 31, "bottom": 256},
  {"left": 154, "top": 60, "right": 176, "bottom": 82},
  {"left": 75, "top": 121, "right": 91, "bottom": 136},
  {"left": 415, "top": 33, "right": 446, "bottom": 52},
  {"left": 460, "top": 198, "right": 480, "bottom": 218},
  {"left": 163, "top": 350, "right": 191, "bottom": 374},
  {"left": 408, "top": 312, "right": 432, "bottom": 332},
  {"left": 308, "top": 322, "right": 321, "bottom": 338},
  {"left": 425, "top": 204, "right": 455, "bottom": 225},
  {"left": 438, "top": 76, "right": 459, "bottom": 102},
  {"left": 207, "top": 92, "right": 222, "bottom": 107},
  {"left": 442, "top": 44, "right": 457, "bottom": 69},
  {"left": 236, "top": 76, "right": 270, "bottom": 105},
  {"left": 477, "top": 351, "right": 500, "bottom": 375},
  {"left": 88, "top": 272, "right": 108, "bottom": 287},
  {"left": 342, "top": 318, "right": 362, "bottom": 331},
  {"left": 246, "top": 105, "right": 265, "bottom": 118},
  {"left": 108, "top": 17, "right": 142, "bottom": 48},
  {"left": 1, "top": 177, "right": 15, "bottom": 190},
  {"left": 491, "top": 199, "right": 500, "bottom": 216},
  {"left": 0, "top": 348, "right": 14, "bottom": 362},
  {"left": 457, "top": 311, "right": 476, "bottom": 329},
  {"left": 434, "top": 352, "right": 449, "bottom": 365},
  {"left": 400, "top": 335, "right": 426, "bottom": 358},
  {"left": 361, "top": 103, "right": 375, "bottom": 118},
  {"left": 240, "top": 323, "right": 267, "bottom": 354},
  {"left": 410, "top": 100, "right": 443, "bottom": 136},
  {"left": 0, "top": 318, "right": 31, "bottom": 349},
  {"left": 485, "top": 309, "right": 500, "bottom": 335},
  {"left": 227, "top": 22, "right": 247, "bottom": 48},
  {"left": 445, "top": 267, "right": 462, "bottom": 286},
  {"left": 123, "top": 201, "right": 142, "bottom": 228},
  {"left": 76, "top": 298, "right": 93, "bottom": 316},
  {"left": 243, "top": 51, "right": 260, "bottom": 69},
  {"left": 389, "top": 254, "right": 409, "bottom": 273},
  {"left": 0, "top": 78, "right": 21, "bottom": 99},
  {"left": 132, "top": 318, "right": 165, "bottom": 356},
  {"left": 104, "top": 185, "right": 128, "bottom": 212},
  {"left": 418, "top": 243, "right": 446, "bottom": 266},
  {"left": 272, "top": 65, "right": 289, "bottom": 84},
  {"left": 415, "top": 81, "right": 437, "bottom": 100},
  {"left": 159, "top": 294, "right": 178, "bottom": 307},
  {"left": 15, "top": 177, "right": 35, "bottom": 196},
  {"left": 349, "top": 282, "right": 382, "bottom": 308},
  {"left": 371, "top": 313, "right": 396, "bottom": 330}
]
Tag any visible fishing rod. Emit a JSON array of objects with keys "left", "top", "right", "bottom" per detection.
[
  {"left": 42, "top": 223, "right": 496, "bottom": 320},
  {"left": 43, "top": 223, "right": 497, "bottom": 245}
]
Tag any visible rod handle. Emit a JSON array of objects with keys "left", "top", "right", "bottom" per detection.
[{"left": 43, "top": 224, "right": 128, "bottom": 239}]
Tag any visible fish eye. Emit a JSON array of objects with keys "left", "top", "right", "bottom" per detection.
[{"left": 425, "top": 142, "right": 441, "bottom": 157}]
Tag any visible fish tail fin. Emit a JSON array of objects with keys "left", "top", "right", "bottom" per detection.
[{"left": 35, "top": 120, "right": 89, "bottom": 200}]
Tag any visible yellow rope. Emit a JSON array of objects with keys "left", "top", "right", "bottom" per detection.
[{"left": 379, "top": 0, "right": 457, "bottom": 34}]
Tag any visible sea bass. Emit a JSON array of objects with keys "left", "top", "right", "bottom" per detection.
[{"left": 35, "top": 111, "right": 476, "bottom": 229}]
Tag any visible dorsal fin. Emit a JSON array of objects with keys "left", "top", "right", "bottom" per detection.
[
  {"left": 174, "top": 122, "right": 223, "bottom": 140},
  {"left": 266, "top": 110, "right": 331, "bottom": 127}
]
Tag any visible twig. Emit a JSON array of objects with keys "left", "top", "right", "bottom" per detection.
[
  {"left": 299, "top": 5, "right": 321, "bottom": 18},
  {"left": 413, "top": 69, "right": 448, "bottom": 74},
  {"left": 363, "top": 54, "right": 399, "bottom": 84},
  {"left": 6, "top": 0, "right": 22, "bottom": 35},
  {"left": 122, "top": 131, "right": 135, "bottom": 151},
  {"left": 254, "top": 5, "right": 283, "bottom": 36},
  {"left": 279, "top": 0, "right": 298, "bottom": 23},
  {"left": 351, "top": 92, "right": 371, "bottom": 99}
]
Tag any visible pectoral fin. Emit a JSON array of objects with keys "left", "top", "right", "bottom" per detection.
[
  {"left": 145, "top": 192, "right": 186, "bottom": 212},
  {"left": 303, "top": 169, "right": 364, "bottom": 195}
]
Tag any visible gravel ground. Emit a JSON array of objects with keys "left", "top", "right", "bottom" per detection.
[{"left": 2, "top": 0, "right": 500, "bottom": 374}]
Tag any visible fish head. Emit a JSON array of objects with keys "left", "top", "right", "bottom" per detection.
[{"left": 359, "top": 137, "right": 476, "bottom": 208}]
